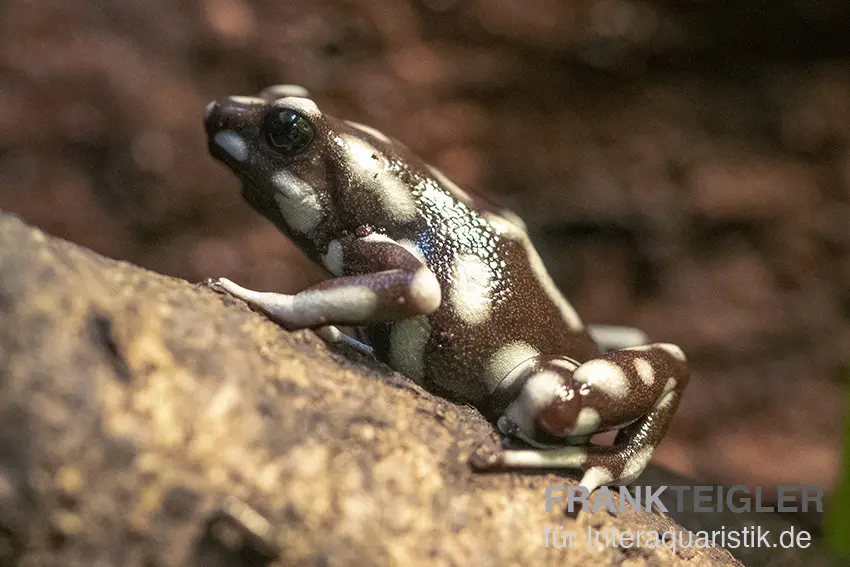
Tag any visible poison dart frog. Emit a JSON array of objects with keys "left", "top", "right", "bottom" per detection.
[{"left": 203, "top": 85, "right": 690, "bottom": 494}]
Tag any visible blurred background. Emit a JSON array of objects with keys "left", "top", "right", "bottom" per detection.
[{"left": 1, "top": 0, "right": 848, "bottom": 494}]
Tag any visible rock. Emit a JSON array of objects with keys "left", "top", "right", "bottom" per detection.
[{"left": 0, "top": 213, "right": 741, "bottom": 566}]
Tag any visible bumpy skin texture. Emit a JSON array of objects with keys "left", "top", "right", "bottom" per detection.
[{"left": 204, "top": 86, "right": 690, "bottom": 493}]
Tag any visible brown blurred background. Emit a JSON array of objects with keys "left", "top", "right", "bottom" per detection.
[{"left": 1, "top": 0, "right": 848, "bottom": 492}]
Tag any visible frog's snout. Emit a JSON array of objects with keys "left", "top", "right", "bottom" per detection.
[
  {"left": 204, "top": 96, "right": 266, "bottom": 164},
  {"left": 204, "top": 97, "right": 263, "bottom": 135}
]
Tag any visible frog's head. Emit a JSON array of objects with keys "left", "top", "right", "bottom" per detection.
[
  {"left": 205, "top": 85, "right": 419, "bottom": 243},
  {"left": 204, "top": 85, "right": 346, "bottom": 239}
]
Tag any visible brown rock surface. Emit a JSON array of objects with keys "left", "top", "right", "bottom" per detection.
[
  {"left": 1, "top": 0, "right": 848, "bottom": 494},
  {"left": 0, "top": 213, "right": 746, "bottom": 566}
]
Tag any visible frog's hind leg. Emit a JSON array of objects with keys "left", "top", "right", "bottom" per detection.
[{"left": 473, "top": 343, "right": 690, "bottom": 493}]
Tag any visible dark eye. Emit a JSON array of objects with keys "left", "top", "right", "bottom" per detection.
[{"left": 264, "top": 110, "right": 315, "bottom": 156}]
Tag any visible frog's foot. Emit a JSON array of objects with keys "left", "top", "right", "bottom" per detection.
[
  {"left": 477, "top": 343, "right": 690, "bottom": 495},
  {"left": 313, "top": 325, "right": 375, "bottom": 358}
]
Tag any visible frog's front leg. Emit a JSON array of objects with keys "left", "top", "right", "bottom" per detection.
[
  {"left": 475, "top": 344, "right": 690, "bottom": 494},
  {"left": 210, "top": 232, "right": 441, "bottom": 332},
  {"left": 312, "top": 325, "right": 375, "bottom": 357}
]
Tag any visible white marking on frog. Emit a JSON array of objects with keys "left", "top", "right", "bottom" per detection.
[
  {"left": 449, "top": 254, "right": 493, "bottom": 325},
  {"left": 657, "top": 379, "right": 678, "bottom": 411},
  {"left": 346, "top": 120, "right": 391, "bottom": 144},
  {"left": 310, "top": 286, "right": 378, "bottom": 321},
  {"left": 204, "top": 101, "right": 217, "bottom": 120},
  {"left": 214, "top": 131, "right": 248, "bottom": 162},
  {"left": 487, "top": 341, "right": 539, "bottom": 390},
  {"left": 322, "top": 239, "right": 344, "bottom": 276},
  {"left": 483, "top": 212, "right": 526, "bottom": 239},
  {"left": 620, "top": 446, "right": 654, "bottom": 483},
  {"left": 361, "top": 232, "right": 395, "bottom": 244},
  {"left": 574, "top": 359, "right": 628, "bottom": 400},
  {"left": 410, "top": 268, "right": 442, "bottom": 313},
  {"left": 261, "top": 85, "right": 311, "bottom": 100},
  {"left": 228, "top": 95, "right": 265, "bottom": 105},
  {"left": 293, "top": 286, "right": 378, "bottom": 321},
  {"left": 579, "top": 466, "right": 613, "bottom": 493},
  {"left": 658, "top": 343, "right": 687, "bottom": 362},
  {"left": 523, "top": 371, "right": 564, "bottom": 411},
  {"left": 271, "top": 171, "right": 325, "bottom": 234},
  {"left": 572, "top": 407, "right": 602, "bottom": 436},
  {"left": 633, "top": 357, "right": 654, "bottom": 386},
  {"left": 270, "top": 286, "right": 379, "bottom": 328},
  {"left": 389, "top": 315, "right": 431, "bottom": 381},
  {"left": 276, "top": 96, "right": 321, "bottom": 118},
  {"left": 343, "top": 135, "right": 418, "bottom": 221}
]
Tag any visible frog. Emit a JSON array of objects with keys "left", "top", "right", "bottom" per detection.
[{"left": 203, "top": 85, "right": 690, "bottom": 495}]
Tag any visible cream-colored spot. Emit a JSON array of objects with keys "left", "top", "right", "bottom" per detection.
[
  {"left": 572, "top": 407, "right": 602, "bottom": 436},
  {"left": 449, "top": 254, "right": 493, "bottom": 325},
  {"left": 344, "top": 135, "right": 417, "bottom": 221},
  {"left": 574, "top": 359, "right": 628, "bottom": 399},
  {"left": 620, "top": 446, "right": 654, "bottom": 484},
  {"left": 346, "top": 120, "right": 391, "bottom": 144},
  {"left": 228, "top": 95, "right": 264, "bottom": 105},
  {"left": 656, "top": 378, "right": 678, "bottom": 411},
  {"left": 501, "top": 447, "right": 587, "bottom": 469},
  {"left": 632, "top": 358, "right": 654, "bottom": 386},
  {"left": 322, "top": 240, "right": 344, "bottom": 276},
  {"left": 271, "top": 170, "right": 324, "bottom": 234},
  {"left": 388, "top": 315, "right": 431, "bottom": 381},
  {"left": 482, "top": 212, "right": 526, "bottom": 240},
  {"left": 589, "top": 325, "right": 650, "bottom": 351},
  {"left": 410, "top": 268, "right": 442, "bottom": 313},
  {"left": 487, "top": 341, "right": 539, "bottom": 389},
  {"left": 656, "top": 389, "right": 677, "bottom": 411},
  {"left": 499, "top": 209, "right": 528, "bottom": 232},
  {"left": 522, "top": 372, "right": 564, "bottom": 411},
  {"left": 293, "top": 286, "right": 379, "bottom": 327},
  {"left": 214, "top": 131, "right": 248, "bottom": 162},
  {"left": 579, "top": 466, "right": 614, "bottom": 493},
  {"left": 361, "top": 233, "right": 396, "bottom": 244},
  {"left": 204, "top": 101, "right": 217, "bottom": 120},
  {"left": 276, "top": 96, "right": 320, "bottom": 118},
  {"left": 261, "top": 84, "right": 311, "bottom": 100},
  {"left": 658, "top": 343, "right": 687, "bottom": 362}
]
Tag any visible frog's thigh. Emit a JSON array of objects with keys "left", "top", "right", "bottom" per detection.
[{"left": 479, "top": 343, "right": 690, "bottom": 492}]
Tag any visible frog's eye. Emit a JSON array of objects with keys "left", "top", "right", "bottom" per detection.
[{"left": 264, "top": 110, "right": 315, "bottom": 156}]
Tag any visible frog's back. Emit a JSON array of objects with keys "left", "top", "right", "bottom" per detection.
[{"left": 364, "top": 162, "right": 599, "bottom": 405}]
